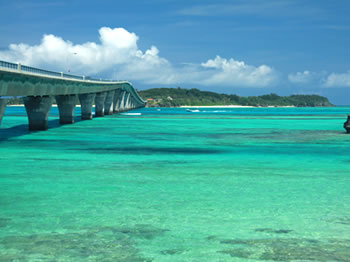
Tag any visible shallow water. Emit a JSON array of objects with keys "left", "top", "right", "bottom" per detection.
[{"left": 1, "top": 106, "right": 350, "bottom": 261}]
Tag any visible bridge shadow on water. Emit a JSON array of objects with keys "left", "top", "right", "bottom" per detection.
[{"left": 0, "top": 116, "right": 82, "bottom": 141}]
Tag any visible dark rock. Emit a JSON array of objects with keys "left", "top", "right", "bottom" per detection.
[
  {"left": 0, "top": 217, "right": 11, "bottom": 228},
  {"left": 335, "top": 217, "right": 350, "bottom": 225},
  {"left": 160, "top": 249, "right": 185, "bottom": 255},
  {"left": 205, "top": 235, "right": 218, "bottom": 241},
  {"left": 255, "top": 228, "right": 293, "bottom": 234},
  {"left": 113, "top": 224, "right": 170, "bottom": 240},
  {"left": 344, "top": 115, "right": 350, "bottom": 133}
]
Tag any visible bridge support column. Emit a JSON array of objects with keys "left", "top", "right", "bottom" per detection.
[
  {"left": 113, "top": 90, "right": 120, "bottom": 113},
  {"left": 124, "top": 93, "right": 131, "bottom": 111},
  {"left": 104, "top": 90, "right": 115, "bottom": 115},
  {"left": 129, "top": 99, "right": 134, "bottom": 110},
  {"left": 95, "top": 92, "right": 107, "bottom": 117},
  {"left": 56, "top": 95, "right": 77, "bottom": 124},
  {"left": 24, "top": 96, "right": 53, "bottom": 131},
  {"left": 118, "top": 91, "right": 126, "bottom": 112},
  {"left": 79, "top": 93, "right": 96, "bottom": 120},
  {"left": 0, "top": 98, "right": 8, "bottom": 126}
]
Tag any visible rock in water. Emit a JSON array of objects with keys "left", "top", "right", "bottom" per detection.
[{"left": 344, "top": 115, "right": 350, "bottom": 133}]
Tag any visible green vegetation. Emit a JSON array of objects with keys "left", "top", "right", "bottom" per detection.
[
  {"left": 6, "top": 88, "right": 333, "bottom": 107},
  {"left": 138, "top": 87, "right": 333, "bottom": 107},
  {"left": 7, "top": 97, "right": 24, "bottom": 105}
]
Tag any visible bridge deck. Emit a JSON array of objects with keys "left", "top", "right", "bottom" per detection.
[
  {"left": 0, "top": 60, "right": 146, "bottom": 130},
  {"left": 0, "top": 60, "right": 145, "bottom": 104}
]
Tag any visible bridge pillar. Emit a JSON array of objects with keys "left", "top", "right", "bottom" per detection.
[
  {"left": 130, "top": 98, "right": 134, "bottom": 109},
  {"left": 129, "top": 99, "right": 134, "bottom": 110},
  {"left": 95, "top": 92, "right": 107, "bottom": 117},
  {"left": 0, "top": 98, "right": 8, "bottom": 126},
  {"left": 24, "top": 96, "right": 53, "bottom": 131},
  {"left": 124, "top": 93, "right": 131, "bottom": 111},
  {"left": 79, "top": 93, "right": 96, "bottom": 120},
  {"left": 118, "top": 91, "right": 126, "bottom": 112},
  {"left": 56, "top": 95, "right": 77, "bottom": 124},
  {"left": 104, "top": 90, "right": 115, "bottom": 115},
  {"left": 113, "top": 90, "right": 121, "bottom": 113},
  {"left": 117, "top": 90, "right": 125, "bottom": 113}
]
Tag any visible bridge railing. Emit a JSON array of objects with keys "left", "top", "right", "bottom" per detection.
[
  {"left": 0, "top": 60, "right": 18, "bottom": 70},
  {"left": 21, "top": 65, "right": 62, "bottom": 78},
  {"left": 63, "top": 73, "right": 84, "bottom": 81},
  {"left": 0, "top": 60, "right": 145, "bottom": 104},
  {"left": 0, "top": 60, "right": 114, "bottom": 82},
  {"left": 85, "top": 76, "right": 116, "bottom": 82}
]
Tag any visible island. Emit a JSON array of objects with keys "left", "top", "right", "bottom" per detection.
[
  {"left": 7, "top": 87, "right": 333, "bottom": 108},
  {"left": 138, "top": 87, "right": 333, "bottom": 107}
]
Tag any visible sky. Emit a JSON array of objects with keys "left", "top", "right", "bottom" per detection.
[{"left": 0, "top": 0, "right": 350, "bottom": 104}]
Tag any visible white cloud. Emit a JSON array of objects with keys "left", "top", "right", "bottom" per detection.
[
  {"left": 288, "top": 70, "right": 313, "bottom": 84},
  {"left": 0, "top": 27, "right": 157, "bottom": 76},
  {"left": 288, "top": 70, "right": 350, "bottom": 88},
  {"left": 0, "top": 27, "right": 277, "bottom": 88},
  {"left": 199, "top": 56, "right": 277, "bottom": 87},
  {"left": 324, "top": 71, "right": 350, "bottom": 87}
]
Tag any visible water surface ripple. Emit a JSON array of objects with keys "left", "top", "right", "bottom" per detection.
[{"left": 1, "top": 106, "right": 350, "bottom": 261}]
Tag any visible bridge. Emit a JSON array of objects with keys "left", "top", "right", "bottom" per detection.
[{"left": 0, "top": 60, "right": 146, "bottom": 130}]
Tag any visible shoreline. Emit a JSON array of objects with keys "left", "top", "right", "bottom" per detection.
[
  {"left": 7, "top": 105, "right": 337, "bottom": 108},
  {"left": 179, "top": 105, "right": 296, "bottom": 108},
  {"left": 180, "top": 105, "right": 253, "bottom": 108}
]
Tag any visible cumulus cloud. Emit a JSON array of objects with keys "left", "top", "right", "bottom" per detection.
[
  {"left": 0, "top": 27, "right": 164, "bottom": 76},
  {"left": 324, "top": 71, "right": 350, "bottom": 87},
  {"left": 0, "top": 27, "right": 277, "bottom": 88},
  {"left": 200, "top": 56, "right": 276, "bottom": 87},
  {"left": 288, "top": 70, "right": 314, "bottom": 84}
]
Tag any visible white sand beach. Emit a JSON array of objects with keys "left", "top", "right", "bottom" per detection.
[
  {"left": 180, "top": 105, "right": 295, "bottom": 108},
  {"left": 180, "top": 105, "right": 254, "bottom": 108}
]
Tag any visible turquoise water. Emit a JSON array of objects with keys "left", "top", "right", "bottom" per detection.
[{"left": 1, "top": 106, "right": 350, "bottom": 261}]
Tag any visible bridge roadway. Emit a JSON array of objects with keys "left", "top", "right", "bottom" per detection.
[{"left": 0, "top": 60, "right": 146, "bottom": 130}]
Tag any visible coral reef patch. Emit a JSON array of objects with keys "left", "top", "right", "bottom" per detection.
[
  {"left": 0, "top": 224, "right": 169, "bottom": 261},
  {"left": 218, "top": 238, "right": 350, "bottom": 261}
]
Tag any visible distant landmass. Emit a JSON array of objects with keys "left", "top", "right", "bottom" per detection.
[
  {"left": 138, "top": 88, "right": 333, "bottom": 107},
  {"left": 6, "top": 87, "right": 333, "bottom": 107}
]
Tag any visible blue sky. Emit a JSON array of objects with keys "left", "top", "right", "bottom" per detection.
[{"left": 1, "top": 0, "right": 350, "bottom": 104}]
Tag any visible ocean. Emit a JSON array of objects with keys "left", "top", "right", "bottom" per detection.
[{"left": 0, "top": 106, "right": 350, "bottom": 261}]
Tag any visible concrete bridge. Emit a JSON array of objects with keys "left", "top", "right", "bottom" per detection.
[{"left": 0, "top": 60, "right": 146, "bottom": 130}]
